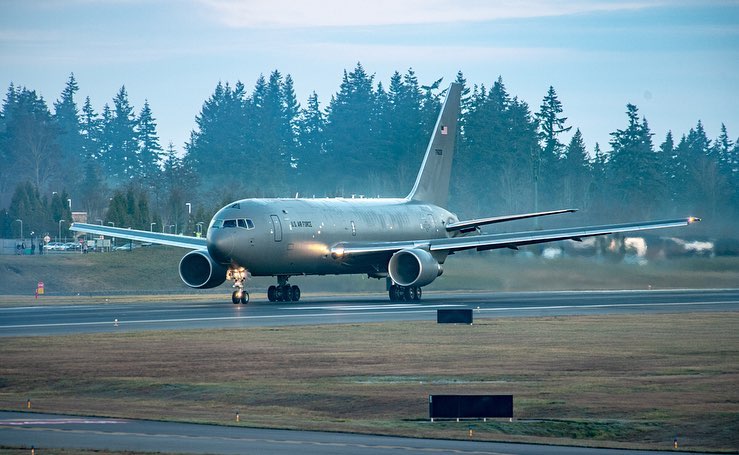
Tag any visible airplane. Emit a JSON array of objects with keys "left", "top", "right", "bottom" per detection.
[{"left": 71, "top": 82, "right": 700, "bottom": 304}]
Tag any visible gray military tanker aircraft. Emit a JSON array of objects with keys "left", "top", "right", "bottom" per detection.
[{"left": 71, "top": 83, "right": 699, "bottom": 304}]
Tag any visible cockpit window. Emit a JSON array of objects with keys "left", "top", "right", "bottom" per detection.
[
  {"left": 230, "top": 203, "right": 241, "bottom": 209},
  {"left": 223, "top": 218, "right": 254, "bottom": 230}
]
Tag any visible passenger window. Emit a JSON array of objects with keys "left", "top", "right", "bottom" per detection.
[
  {"left": 238, "top": 219, "right": 247, "bottom": 228},
  {"left": 223, "top": 219, "right": 237, "bottom": 228}
]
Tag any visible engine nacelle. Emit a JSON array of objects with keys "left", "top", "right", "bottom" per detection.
[
  {"left": 178, "top": 250, "right": 228, "bottom": 289},
  {"left": 388, "top": 248, "right": 443, "bottom": 287}
]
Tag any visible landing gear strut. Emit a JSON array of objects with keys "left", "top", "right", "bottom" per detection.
[
  {"left": 389, "top": 284, "right": 422, "bottom": 302},
  {"left": 267, "top": 275, "right": 301, "bottom": 302},
  {"left": 227, "top": 266, "right": 249, "bottom": 304}
]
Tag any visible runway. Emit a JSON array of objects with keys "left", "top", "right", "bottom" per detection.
[
  {"left": 1, "top": 289, "right": 734, "bottom": 454},
  {"left": 0, "top": 411, "right": 714, "bottom": 455},
  {"left": 0, "top": 289, "right": 737, "bottom": 337}
]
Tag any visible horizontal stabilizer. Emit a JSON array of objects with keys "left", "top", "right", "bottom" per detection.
[{"left": 70, "top": 223, "right": 207, "bottom": 250}]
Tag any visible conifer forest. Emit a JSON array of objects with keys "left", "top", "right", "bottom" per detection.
[{"left": 2, "top": 64, "right": 737, "bottom": 242}]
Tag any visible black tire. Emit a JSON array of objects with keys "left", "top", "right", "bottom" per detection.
[
  {"left": 232, "top": 291, "right": 240, "bottom": 304},
  {"left": 415, "top": 287, "right": 422, "bottom": 301},
  {"left": 280, "top": 285, "right": 290, "bottom": 302},
  {"left": 291, "top": 285, "right": 301, "bottom": 302},
  {"left": 267, "top": 285, "right": 276, "bottom": 302},
  {"left": 240, "top": 291, "right": 249, "bottom": 304}
]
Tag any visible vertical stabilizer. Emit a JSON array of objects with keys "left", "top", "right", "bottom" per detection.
[{"left": 406, "top": 82, "right": 461, "bottom": 208}]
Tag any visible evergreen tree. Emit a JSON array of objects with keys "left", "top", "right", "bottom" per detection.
[
  {"left": 136, "top": 100, "right": 164, "bottom": 181},
  {"left": 324, "top": 63, "right": 378, "bottom": 194},
  {"left": 535, "top": 86, "right": 571, "bottom": 210},
  {"left": 53, "top": 74, "right": 84, "bottom": 190},
  {"left": 589, "top": 142, "right": 609, "bottom": 221},
  {"left": 607, "top": 104, "right": 664, "bottom": 218},
  {"left": 185, "top": 81, "right": 248, "bottom": 191},
  {"left": 560, "top": 129, "right": 592, "bottom": 210},
  {"left": 80, "top": 96, "right": 101, "bottom": 161},
  {"left": 384, "top": 69, "right": 425, "bottom": 194},
  {"left": 3, "top": 87, "right": 62, "bottom": 192},
  {"left": 296, "top": 92, "right": 326, "bottom": 193},
  {"left": 104, "top": 86, "right": 139, "bottom": 182}
]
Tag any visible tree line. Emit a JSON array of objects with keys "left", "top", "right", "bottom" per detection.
[{"left": 1, "top": 64, "right": 737, "bottom": 241}]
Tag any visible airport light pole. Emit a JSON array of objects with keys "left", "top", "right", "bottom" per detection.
[
  {"left": 67, "top": 198, "right": 72, "bottom": 211},
  {"left": 58, "top": 220, "right": 65, "bottom": 243},
  {"left": 150, "top": 222, "right": 156, "bottom": 232},
  {"left": 185, "top": 202, "right": 192, "bottom": 236}
]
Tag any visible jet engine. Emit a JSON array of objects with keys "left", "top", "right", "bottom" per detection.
[
  {"left": 178, "top": 250, "right": 228, "bottom": 289},
  {"left": 388, "top": 248, "right": 443, "bottom": 287}
]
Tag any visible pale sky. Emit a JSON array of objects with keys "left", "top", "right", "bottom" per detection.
[{"left": 2, "top": 0, "right": 737, "bottom": 155}]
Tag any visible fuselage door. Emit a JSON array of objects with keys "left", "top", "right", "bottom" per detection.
[{"left": 270, "top": 215, "right": 283, "bottom": 242}]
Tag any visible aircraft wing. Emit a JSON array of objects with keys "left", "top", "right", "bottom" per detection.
[
  {"left": 330, "top": 217, "right": 700, "bottom": 258},
  {"left": 70, "top": 223, "right": 207, "bottom": 249},
  {"left": 446, "top": 209, "right": 577, "bottom": 234}
]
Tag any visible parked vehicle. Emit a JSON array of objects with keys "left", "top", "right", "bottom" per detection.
[
  {"left": 44, "top": 242, "right": 65, "bottom": 251},
  {"left": 113, "top": 243, "right": 139, "bottom": 251}
]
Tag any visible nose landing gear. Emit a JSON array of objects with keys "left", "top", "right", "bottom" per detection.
[
  {"left": 227, "top": 266, "right": 249, "bottom": 304},
  {"left": 267, "top": 275, "right": 301, "bottom": 302}
]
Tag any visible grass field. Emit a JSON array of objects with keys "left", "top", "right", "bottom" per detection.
[
  {"left": 2, "top": 246, "right": 738, "bottom": 297},
  {"left": 1, "top": 313, "right": 738, "bottom": 452}
]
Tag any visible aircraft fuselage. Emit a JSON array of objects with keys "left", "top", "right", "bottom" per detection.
[{"left": 207, "top": 197, "right": 457, "bottom": 277}]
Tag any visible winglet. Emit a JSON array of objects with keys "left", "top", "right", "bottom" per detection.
[{"left": 406, "top": 82, "right": 462, "bottom": 208}]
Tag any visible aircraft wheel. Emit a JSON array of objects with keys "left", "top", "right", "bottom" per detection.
[
  {"left": 240, "top": 291, "right": 249, "bottom": 304},
  {"left": 274, "top": 286, "right": 284, "bottom": 302},
  {"left": 267, "top": 285, "right": 276, "bottom": 302},
  {"left": 231, "top": 291, "right": 240, "bottom": 304},
  {"left": 404, "top": 286, "right": 414, "bottom": 301},
  {"left": 415, "top": 287, "right": 422, "bottom": 301},
  {"left": 390, "top": 285, "right": 403, "bottom": 301},
  {"left": 291, "top": 285, "right": 301, "bottom": 302},
  {"left": 278, "top": 285, "right": 289, "bottom": 302}
]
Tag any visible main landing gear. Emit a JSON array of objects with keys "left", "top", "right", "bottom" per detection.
[
  {"left": 228, "top": 266, "right": 249, "bottom": 305},
  {"left": 389, "top": 284, "right": 422, "bottom": 302},
  {"left": 267, "top": 275, "right": 301, "bottom": 302}
]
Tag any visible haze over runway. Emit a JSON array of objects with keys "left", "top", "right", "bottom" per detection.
[{"left": 1, "top": 289, "right": 737, "bottom": 337}]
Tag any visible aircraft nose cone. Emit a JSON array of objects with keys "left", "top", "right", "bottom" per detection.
[{"left": 208, "top": 229, "right": 234, "bottom": 262}]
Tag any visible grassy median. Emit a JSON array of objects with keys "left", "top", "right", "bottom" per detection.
[{"left": 1, "top": 312, "right": 737, "bottom": 452}]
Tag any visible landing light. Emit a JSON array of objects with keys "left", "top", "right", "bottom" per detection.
[
  {"left": 331, "top": 246, "right": 345, "bottom": 259},
  {"left": 688, "top": 216, "right": 701, "bottom": 224},
  {"left": 227, "top": 267, "right": 247, "bottom": 280}
]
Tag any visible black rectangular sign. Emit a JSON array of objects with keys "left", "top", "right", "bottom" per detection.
[
  {"left": 429, "top": 395, "right": 513, "bottom": 419},
  {"left": 437, "top": 309, "right": 473, "bottom": 324}
]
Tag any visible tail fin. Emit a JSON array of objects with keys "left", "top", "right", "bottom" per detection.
[{"left": 406, "top": 82, "right": 462, "bottom": 208}]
